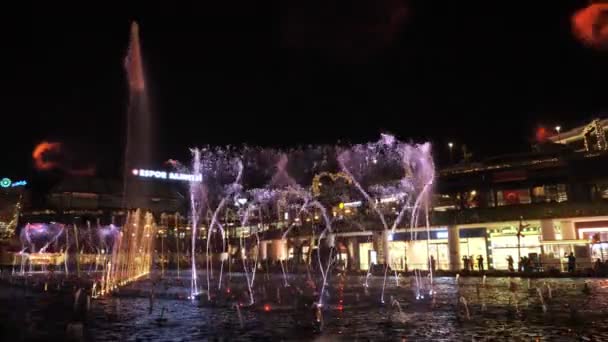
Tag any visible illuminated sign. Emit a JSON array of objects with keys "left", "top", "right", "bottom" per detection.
[
  {"left": 132, "top": 169, "right": 202, "bottom": 182},
  {"left": 436, "top": 231, "right": 448, "bottom": 239},
  {"left": 0, "top": 178, "right": 27, "bottom": 188},
  {"left": 378, "top": 194, "right": 406, "bottom": 204}
]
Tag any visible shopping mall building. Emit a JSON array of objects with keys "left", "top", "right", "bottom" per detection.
[
  {"left": 254, "top": 119, "right": 608, "bottom": 272},
  {"left": 2, "top": 119, "right": 608, "bottom": 272}
]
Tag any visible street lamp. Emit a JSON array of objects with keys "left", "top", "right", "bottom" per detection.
[
  {"left": 517, "top": 216, "right": 530, "bottom": 272},
  {"left": 555, "top": 126, "right": 561, "bottom": 143},
  {"left": 448, "top": 142, "right": 454, "bottom": 164}
]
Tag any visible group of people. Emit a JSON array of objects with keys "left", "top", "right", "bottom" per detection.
[
  {"left": 462, "top": 255, "right": 484, "bottom": 271},
  {"left": 507, "top": 253, "right": 576, "bottom": 272},
  {"left": 461, "top": 251, "right": 608, "bottom": 274},
  {"left": 592, "top": 258, "right": 608, "bottom": 275}
]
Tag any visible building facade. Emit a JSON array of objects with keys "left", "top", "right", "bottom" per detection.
[{"left": 11, "top": 119, "right": 608, "bottom": 272}]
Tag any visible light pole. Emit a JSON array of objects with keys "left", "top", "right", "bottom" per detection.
[
  {"left": 448, "top": 142, "right": 454, "bottom": 164},
  {"left": 161, "top": 230, "right": 165, "bottom": 276},
  {"left": 555, "top": 126, "right": 561, "bottom": 143},
  {"left": 176, "top": 225, "right": 180, "bottom": 278},
  {"left": 518, "top": 216, "right": 530, "bottom": 272}
]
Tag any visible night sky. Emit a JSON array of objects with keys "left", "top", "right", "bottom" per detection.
[{"left": 4, "top": 1, "right": 608, "bottom": 181}]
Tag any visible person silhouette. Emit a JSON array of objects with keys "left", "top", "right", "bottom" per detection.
[
  {"left": 567, "top": 253, "right": 576, "bottom": 272},
  {"left": 477, "top": 255, "right": 484, "bottom": 272}
]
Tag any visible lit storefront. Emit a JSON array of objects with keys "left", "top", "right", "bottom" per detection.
[
  {"left": 591, "top": 242, "right": 608, "bottom": 261},
  {"left": 388, "top": 231, "right": 445, "bottom": 271},
  {"left": 576, "top": 220, "right": 608, "bottom": 262},
  {"left": 459, "top": 228, "right": 489, "bottom": 270},
  {"left": 358, "top": 242, "right": 375, "bottom": 270},
  {"left": 488, "top": 225, "right": 541, "bottom": 270},
  {"left": 358, "top": 229, "right": 480, "bottom": 271},
  {"left": 351, "top": 219, "right": 608, "bottom": 272}
]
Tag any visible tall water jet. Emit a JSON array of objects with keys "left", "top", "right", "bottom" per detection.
[
  {"left": 123, "top": 21, "right": 154, "bottom": 209},
  {"left": 205, "top": 161, "right": 243, "bottom": 300},
  {"left": 236, "top": 203, "right": 258, "bottom": 304},
  {"left": 189, "top": 149, "right": 203, "bottom": 298}
]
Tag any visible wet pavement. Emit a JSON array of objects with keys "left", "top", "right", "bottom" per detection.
[{"left": 2, "top": 273, "right": 608, "bottom": 341}]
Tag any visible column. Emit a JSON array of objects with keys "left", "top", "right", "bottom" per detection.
[
  {"left": 560, "top": 220, "right": 576, "bottom": 240},
  {"left": 294, "top": 238, "right": 304, "bottom": 264},
  {"left": 347, "top": 237, "right": 359, "bottom": 271},
  {"left": 448, "top": 225, "right": 460, "bottom": 271},
  {"left": 373, "top": 231, "right": 391, "bottom": 265},
  {"left": 260, "top": 241, "right": 268, "bottom": 260},
  {"left": 271, "top": 239, "right": 287, "bottom": 261},
  {"left": 382, "top": 230, "right": 391, "bottom": 266},
  {"left": 540, "top": 219, "right": 555, "bottom": 241}
]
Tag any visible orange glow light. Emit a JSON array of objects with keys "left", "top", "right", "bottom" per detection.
[
  {"left": 536, "top": 127, "right": 548, "bottom": 143},
  {"left": 32, "top": 141, "right": 61, "bottom": 170},
  {"left": 572, "top": 4, "right": 608, "bottom": 49}
]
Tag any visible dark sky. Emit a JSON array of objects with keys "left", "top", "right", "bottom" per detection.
[{"left": 4, "top": 1, "right": 608, "bottom": 180}]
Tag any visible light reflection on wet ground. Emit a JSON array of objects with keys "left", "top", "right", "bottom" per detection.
[{"left": 2, "top": 275, "right": 608, "bottom": 341}]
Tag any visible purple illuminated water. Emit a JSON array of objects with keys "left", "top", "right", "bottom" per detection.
[{"left": 177, "top": 135, "right": 436, "bottom": 312}]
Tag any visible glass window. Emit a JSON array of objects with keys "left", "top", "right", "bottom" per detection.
[
  {"left": 593, "top": 184, "right": 608, "bottom": 200},
  {"left": 532, "top": 184, "right": 567, "bottom": 203},
  {"left": 497, "top": 189, "right": 531, "bottom": 206}
]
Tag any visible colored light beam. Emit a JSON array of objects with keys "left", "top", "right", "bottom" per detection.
[
  {"left": 32, "top": 141, "right": 61, "bottom": 171},
  {"left": 572, "top": 3, "right": 608, "bottom": 49}
]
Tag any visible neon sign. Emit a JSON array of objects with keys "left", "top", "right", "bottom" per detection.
[
  {"left": 132, "top": 169, "right": 202, "bottom": 182},
  {"left": 0, "top": 178, "right": 27, "bottom": 188}
]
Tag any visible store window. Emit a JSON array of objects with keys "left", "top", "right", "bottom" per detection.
[
  {"left": 489, "top": 226, "right": 541, "bottom": 270},
  {"left": 359, "top": 242, "right": 374, "bottom": 270},
  {"left": 591, "top": 184, "right": 608, "bottom": 200},
  {"left": 532, "top": 184, "right": 567, "bottom": 203},
  {"left": 591, "top": 243, "right": 608, "bottom": 262},
  {"left": 487, "top": 190, "right": 496, "bottom": 208},
  {"left": 459, "top": 228, "right": 488, "bottom": 270}
]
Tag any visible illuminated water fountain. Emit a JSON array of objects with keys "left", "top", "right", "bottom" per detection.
[
  {"left": 338, "top": 134, "right": 435, "bottom": 303},
  {"left": 15, "top": 223, "right": 66, "bottom": 275},
  {"left": 96, "top": 209, "right": 156, "bottom": 297},
  {"left": 163, "top": 134, "right": 437, "bottom": 320}
]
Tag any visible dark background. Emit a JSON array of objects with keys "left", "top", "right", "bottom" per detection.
[{"left": 3, "top": 0, "right": 608, "bottom": 182}]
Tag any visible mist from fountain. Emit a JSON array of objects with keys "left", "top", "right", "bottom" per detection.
[{"left": 337, "top": 135, "right": 435, "bottom": 303}]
